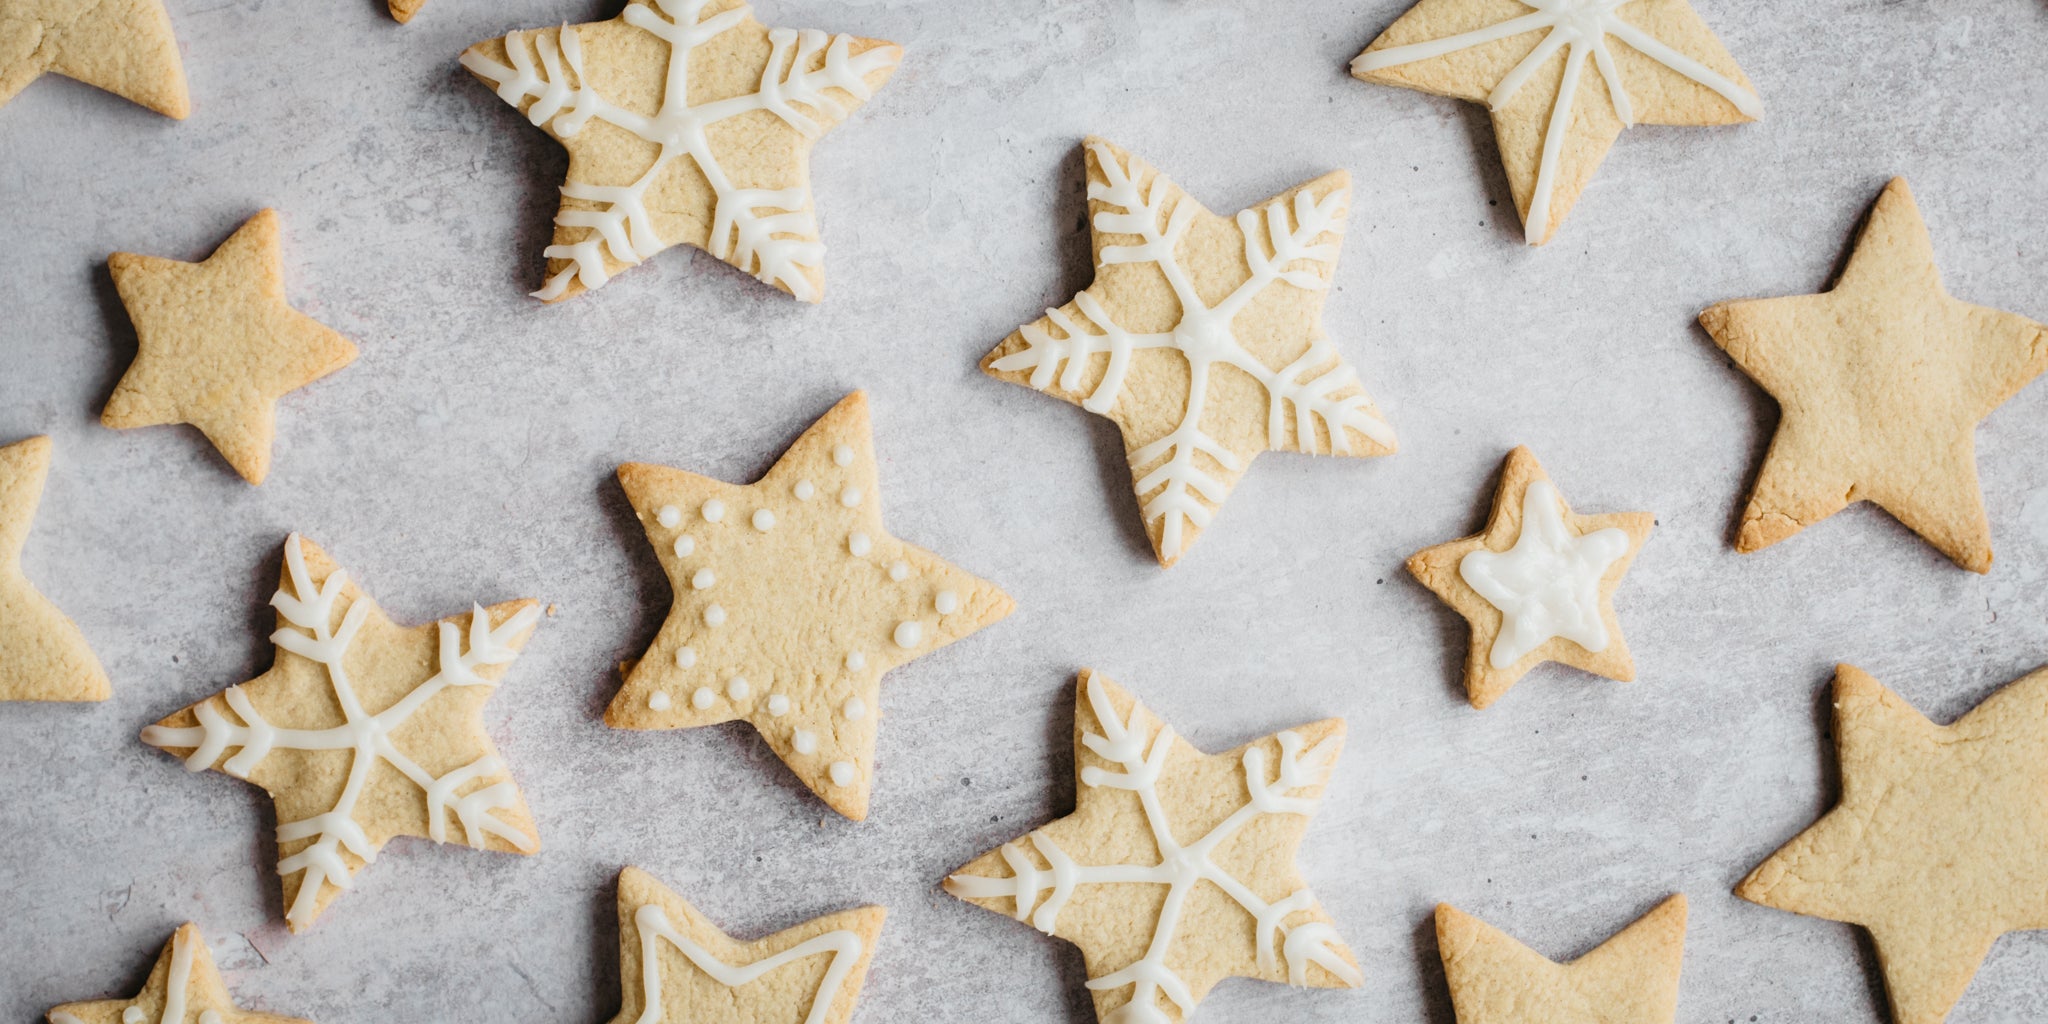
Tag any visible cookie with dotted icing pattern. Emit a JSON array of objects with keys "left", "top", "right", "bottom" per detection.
[
  {"left": 0, "top": 436, "right": 111, "bottom": 703},
  {"left": 1406, "top": 446, "right": 1653, "bottom": 709},
  {"left": 611, "top": 391, "right": 1012, "bottom": 820},
  {"left": 945, "top": 670, "right": 1361, "bottom": 1024},
  {"left": 1435, "top": 896, "right": 1687, "bottom": 1024},
  {"left": 1, "top": 0, "right": 189, "bottom": 119},
  {"left": 46, "top": 922, "right": 314, "bottom": 1024},
  {"left": 460, "top": 0, "right": 901, "bottom": 302}
]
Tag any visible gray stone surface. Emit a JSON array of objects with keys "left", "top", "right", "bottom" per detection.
[{"left": 4, "top": 0, "right": 2048, "bottom": 1020}]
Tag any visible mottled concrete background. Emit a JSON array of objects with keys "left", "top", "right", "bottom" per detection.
[{"left": 4, "top": 0, "right": 2047, "bottom": 1021}]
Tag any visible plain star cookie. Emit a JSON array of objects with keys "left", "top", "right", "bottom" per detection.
[
  {"left": 945, "top": 670, "right": 1362, "bottom": 1023},
  {"left": 1738, "top": 664, "right": 2048, "bottom": 1024},
  {"left": 46, "top": 923, "right": 313, "bottom": 1024},
  {"left": 1407, "top": 447, "right": 1651, "bottom": 709},
  {"left": 141, "top": 533, "right": 542, "bottom": 932},
  {"left": 602, "top": 867, "right": 884, "bottom": 1024},
  {"left": 1436, "top": 896, "right": 1687, "bottom": 1024},
  {"left": 0, "top": 436, "right": 110, "bottom": 703},
  {"left": 461, "top": 0, "right": 900, "bottom": 302},
  {"left": 1351, "top": 0, "right": 1760, "bottom": 244},
  {"left": 0, "top": 0, "right": 189, "bottom": 119},
  {"left": 1699, "top": 178, "right": 2048, "bottom": 573},
  {"left": 983, "top": 138, "right": 1396, "bottom": 567},
  {"left": 104, "top": 209, "right": 359, "bottom": 486},
  {"left": 610, "top": 391, "right": 1012, "bottom": 820}
]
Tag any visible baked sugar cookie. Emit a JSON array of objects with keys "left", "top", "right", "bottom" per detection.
[
  {"left": 462, "top": 0, "right": 900, "bottom": 302},
  {"left": 0, "top": 436, "right": 110, "bottom": 703},
  {"left": 1, "top": 0, "right": 189, "bottom": 119},
  {"left": 983, "top": 138, "right": 1396, "bottom": 567},
  {"left": 1699, "top": 178, "right": 2048, "bottom": 573},
  {"left": 142, "top": 533, "right": 542, "bottom": 932},
  {"left": 946, "top": 670, "right": 1361, "bottom": 1023},
  {"left": 1436, "top": 896, "right": 1687, "bottom": 1024},
  {"left": 46, "top": 923, "right": 313, "bottom": 1024}
]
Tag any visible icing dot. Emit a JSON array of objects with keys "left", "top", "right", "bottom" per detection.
[
  {"left": 701, "top": 499, "right": 725, "bottom": 522},
  {"left": 843, "top": 697, "right": 867, "bottom": 721},
  {"left": 840, "top": 485, "right": 863, "bottom": 508},
  {"left": 674, "top": 646, "right": 696, "bottom": 669},
  {"left": 672, "top": 535, "right": 695, "bottom": 557},
  {"left": 726, "top": 676, "right": 751, "bottom": 700},
  {"left": 795, "top": 480, "right": 816, "bottom": 500},
  {"left": 936, "top": 590, "right": 960, "bottom": 615},
  {"left": 656, "top": 504, "right": 681, "bottom": 528},
  {"left": 893, "top": 621, "right": 922, "bottom": 649},
  {"left": 849, "top": 532, "right": 872, "bottom": 557},
  {"left": 704, "top": 604, "right": 726, "bottom": 627},
  {"left": 767, "top": 694, "right": 791, "bottom": 716},
  {"left": 828, "top": 761, "right": 856, "bottom": 787},
  {"left": 752, "top": 509, "right": 775, "bottom": 532},
  {"left": 793, "top": 729, "right": 818, "bottom": 755},
  {"left": 648, "top": 691, "right": 672, "bottom": 711},
  {"left": 845, "top": 651, "right": 867, "bottom": 671},
  {"left": 888, "top": 560, "right": 910, "bottom": 581},
  {"left": 692, "top": 568, "right": 716, "bottom": 590},
  {"left": 832, "top": 443, "right": 854, "bottom": 466},
  {"left": 692, "top": 687, "right": 715, "bottom": 709},
  {"left": 124, "top": 1010, "right": 144, "bottom": 1024}
]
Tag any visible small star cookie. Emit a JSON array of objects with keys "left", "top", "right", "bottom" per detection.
[
  {"left": 387, "top": 0, "right": 428, "bottom": 24},
  {"left": 1407, "top": 447, "right": 1652, "bottom": 709},
  {"left": 461, "top": 0, "right": 901, "bottom": 302},
  {"left": 1738, "top": 663, "right": 2048, "bottom": 1024},
  {"left": 142, "top": 533, "right": 542, "bottom": 933},
  {"left": 611, "top": 391, "right": 1012, "bottom": 820},
  {"left": 0, "top": 436, "right": 110, "bottom": 703},
  {"left": 104, "top": 209, "right": 359, "bottom": 486},
  {"left": 0, "top": 0, "right": 189, "bottom": 119},
  {"left": 1351, "top": 0, "right": 1760, "bottom": 244},
  {"left": 1435, "top": 895, "right": 1687, "bottom": 1024},
  {"left": 46, "top": 922, "right": 314, "bottom": 1024},
  {"left": 983, "top": 138, "right": 1397, "bottom": 567},
  {"left": 1699, "top": 178, "right": 2048, "bottom": 573},
  {"left": 945, "top": 670, "right": 1362, "bottom": 1024},
  {"left": 602, "top": 867, "right": 884, "bottom": 1024}
]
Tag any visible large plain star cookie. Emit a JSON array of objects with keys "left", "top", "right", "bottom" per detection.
[
  {"left": 1699, "top": 178, "right": 2048, "bottom": 573},
  {"left": 0, "top": 0, "right": 189, "bottom": 119},
  {"left": 46, "top": 923, "right": 314, "bottom": 1024},
  {"left": 0, "top": 436, "right": 110, "bottom": 703},
  {"left": 461, "top": 0, "right": 901, "bottom": 302},
  {"left": 1436, "top": 895, "right": 1687, "bottom": 1024},
  {"left": 1406, "top": 447, "right": 1652, "bottom": 709},
  {"left": 1351, "top": 0, "right": 1760, "bottom": 244},
  {"left": 1738, "top": 664, "right": 2048, "bottom": 1024},
  {"left": 142, "top": 533, "right": 542, "bottom": 933},
  {"left": 945, "top": 670, "right": 1362, "bottom": 1023},
  {"left": 602, "top": 867, "right": 884, "bottom": 1024},
  {"left": 610, "top": 391, "right": 1012, "bottom": 820},
  {"left": 983, "top": 138, "right": 1397, "bottom": 567},
  {"left": 104, "top": 210, "right": 359, "bottom": 486}
]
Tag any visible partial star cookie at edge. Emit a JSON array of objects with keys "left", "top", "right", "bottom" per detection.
[
  {"left": 461, "top": 0, "right": 901, "bottom": 302},
  {"left": 983, "top": 137, "right": 1396, "bottom": 568},
  {"left": 610, "top": 391, "right": 1013, "bottom": 820},
  {"left": 0, "top": 0, "right": 190, "bottom": 118},
  {"left": 47, "top": 923, "right": 314, "bottom": 1024},
  {"left": 1699, "top": 177, "right": 2048, "bottom": 573},
  {"left": 0, "top": 436, "right": 110, "bottom": 703},
  {"left": 1436, "top": 896, "right": 1687, "bottom": 1024}
]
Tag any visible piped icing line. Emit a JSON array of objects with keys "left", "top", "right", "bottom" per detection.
[
  {"left": 631, "top": 904, "right": 862, "bottom": 1024},
  {"left": 1458, "top": 479, "right": 1629, "bottom": 668},
  {"left": 1351, "top": 0, "right": 1760, "bottom": 244}
]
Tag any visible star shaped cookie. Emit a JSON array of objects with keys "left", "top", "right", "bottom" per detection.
[
  {"left": 461, "top": 0, "right": 901, "bottom": 302},
  {"left": 946, "top": 670, "right": 1361, "bottom": 1023},
  {"left": 1699, "top": 178, "right": 2048, "bottom": 573},
  {"left": 983, "top": 138, "right": 1397, "bottom": 567},
  {"left": 1407, "top": 447, "right": 1652, "bottom": 709},
  {"left": 1435, "top": 896, "right": 1687, "bottom": 1024},
  {"left": 1351, "top": 0, "right": 1760, "bottom": 244},
  {"left": 47, "top": 923, "right": 314, "bottom": 1024},
  {"left": 141, "top": 533, "right": 542, "bottom": 933},
  {"left": 1739, "top": 663, "right": 2048, "bottom": 1024},
  {"left": 103, "top": 209, "right": 359, "bottom": 486},
  {"left": 1, "top": 0, "right": 189, "bottom": 119},
  {"left": 611, "top": 391, "right": 1012, "bottom": 820},
  {"left": 0, "top": 436, "right": 109, "bottom": 703},
  {"left": 602, "top": 867, "right": 884, "bottom": 1024}
]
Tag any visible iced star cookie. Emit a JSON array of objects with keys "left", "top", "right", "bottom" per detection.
[
  {"left": 612, "top": 391, "right": 1011, "bottom": 820},
  {"left": 141, "top": 533, "right": 542, "bottom": 932},
  {"left": 1699, "top": 178, "right": 2048, "bottom": 573},
  {"left": 946, "top": 670, "right": 1362, "bottom": 1023},
  {"left": 0, "top": 436, "right": 110, "bottom": 703},
  {"left": 1, "top": 0, "right": 189, "bottom": 119},
  {"left": 104, "top": 210, "right": 359, "bottom": 486},
  {"left": 1351, "top": 0, "right": 1760, "bottom": 244},
  {"left": 1739, "top": 664, "right": 2048, "bottom": 1024},
  {"left": 1436, "top": 896, "right": 1687, "bottom": 1024},
  {"left": 1407, "top": 447, "right": 1652, "bottom": 709},
  {"left": 461, "top": 0, "right": 900, "bottom": 302},
  {"left": 983, "top": 138, "right": 1397, "bottom": 567},
  {"left": 600, "top": 867, "right": 884, "bottom": 1024},
  {"left": 47, "top": 923, "right": 313, "bottom": 1024}
]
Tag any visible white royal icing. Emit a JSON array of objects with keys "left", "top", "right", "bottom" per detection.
[
  {"left": 842, "top": 697, "right": 866, "bottom": 721},
  {"left": 691, "top": 568, "right": 716, "bottom": 590},
  {"left": 795, "top": 479, "right": 816, "bottom": 500},
  {"left": 672, "top": 535, "right": 695, "bottom": 557},
  {"left": 1458, "top": 479, "right": 1629, "bottom": 669},
  {"left": 935, "top": 590, "right": 959, "bottom": 615},
  {"left": 649, "top": 691, "right": 673, "bottom": 711},
  {"left": 726, "top": 676, "right": 751, "bottom": 700},
  {"left": 892, "top": 622, "right": 921, "bottom": 649},
  {"left": 887, "top": 560, "right": 909, "bottom": 581},
  {"left": 115, "top": 927, "right": 204, "bottom": 1024},
  {"left": 793, "top": 729, "right": 818, "bottom": 755},
  {"left": 703, "top": 604, "right": 726, "bottom": 627},
  {"left": 839, "top": 485, "right": 862, "bottom": 508},
  {"left": 832, "top": 443, "right": 854, "bottom": 466},
  {"left": 844, "top": 651, "right": 866, "bottom": 671},
  {"left": 692, "top": 687, "right": 715, "bottom": 709},
  {"left": 674, "top": 646, "right": 697, "bottom": 669},
  {"left": 848, "top": 532, "right": 871, "bottom": 557},
  {"left": 828, "top": 761, "right": 856, "bottom": 787},
  {"left": 629, "top": 903, "right": 863, "bottom": 1024},
  {"left": 767, "top": 694, "right": 790, "bottom": 716},
  {"left": 752, "top": 509, "right": 775, "bottom": 532},
  {"left": 656, "top": 505, "right": 682, "bottom": 528},
  {"left": 701, "top": 499, "right": 725, "bottom": 523}
]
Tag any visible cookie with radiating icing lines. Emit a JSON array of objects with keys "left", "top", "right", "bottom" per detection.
[
  {"left": 984, "top": 138, "right": 1396, "bottom": 567},
  {"left": 461, "top": 0, "right": 900, "bottom": 302},
  {"left": 1, "top": 0, "right": 190, "bottom": 119},
  {"left": 0, "top": 436, "right": 111, "bottom": 703},
  {"left": 946, "top": 670, "right": 1362, "bottom": 1023},
  {"left": 141, "top": 533, "right": 543, "bottom": 932},
  {"left": 1351, "top": 0, "right": 1760, "bottom": 244},
  {"left": 46, "top": 923, "right": 314, "bottom": 1024}
]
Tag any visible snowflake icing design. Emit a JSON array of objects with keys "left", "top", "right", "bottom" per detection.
[
  {"left": 988, "top": 141, "right": 1396, "bottom": 565},
  {"left": 946, "top": 675, "right": 1361, "bottom": 1023},
  {"left": 462, "top": 0, "right": 900, "bottom": 301},
  {"left": 142, "top": 533, "right": 541, "bottom": 931}
]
